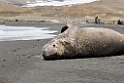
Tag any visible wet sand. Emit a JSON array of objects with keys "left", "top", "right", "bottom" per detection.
[{"left": 0, "top": 23, "right": 124, "bottom": 83}]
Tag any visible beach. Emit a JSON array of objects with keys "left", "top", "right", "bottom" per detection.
[{"left": 0, "top": 22, "right": 124, "bottom": 83}]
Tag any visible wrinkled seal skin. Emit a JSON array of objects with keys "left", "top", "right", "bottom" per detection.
[{"left": 42, "top": 24, "right": 124, "bottom": 60}]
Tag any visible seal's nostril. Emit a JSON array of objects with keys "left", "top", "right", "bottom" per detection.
[{"left": 42, "top": 54, "right": 45, "bottom": 57}]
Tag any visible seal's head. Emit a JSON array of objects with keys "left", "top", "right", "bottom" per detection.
[
  {"left": 42, "top": 24, "right": 73, "bottom": 60},
  {"left": 42, "top": 39, "right": 65, "bottom": 60}
]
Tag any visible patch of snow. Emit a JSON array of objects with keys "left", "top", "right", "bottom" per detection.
[{"left": 22, "top": 0, "right": 100, "bottom": 7}]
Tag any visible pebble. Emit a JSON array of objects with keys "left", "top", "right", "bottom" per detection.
[
  {"left": 2, "top": 58, "right": 6, "bottom": 62},
  {"left": 27, "top": 55, "right": 31, "bottom": 59}
]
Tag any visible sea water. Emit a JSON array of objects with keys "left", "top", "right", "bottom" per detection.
[{"left": 0, "top": 25, "right": 57, "bottom": 41}]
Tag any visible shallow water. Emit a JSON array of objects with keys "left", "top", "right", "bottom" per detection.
[{"left": 0, "top": 25, "right": 57, "bottom": 41}]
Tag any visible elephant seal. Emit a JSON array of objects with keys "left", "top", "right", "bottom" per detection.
[{"left": 42, "top": 24, "right": 124, "bottom": 60}]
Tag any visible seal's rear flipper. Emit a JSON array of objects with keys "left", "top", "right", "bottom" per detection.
[
  {"left": 61, "top": 25, "right": 69, "bottom": 33},
  {"left": 61, "top": 24, "right": 79, "bottom": 33}
]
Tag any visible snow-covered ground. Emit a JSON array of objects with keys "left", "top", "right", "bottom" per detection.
[{"left": 22, "top": 0, "right": 100, "bottom": 7}]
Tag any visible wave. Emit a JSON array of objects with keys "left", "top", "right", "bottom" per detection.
[
  {"left": 0, "top": 25, "right": 57, "bottom": 41},
  {"left": 0, "top": 29, "right": 4, "bottom": 34}
]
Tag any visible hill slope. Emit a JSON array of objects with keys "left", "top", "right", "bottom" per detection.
[
  {"left": 0, "top": 2, "right": 30, "bottom": 16},
  {"left": 30, "top": 0, "right": 124, "bottom": 22},
  {"left": 56, "top": 0, "right": 124, "bottom": 17},
  {"left": 0, "top": 0, "right": 124, "bottom": 23},
  {"left": 0, "top": 0, "right": 36, "bottom": 5}
]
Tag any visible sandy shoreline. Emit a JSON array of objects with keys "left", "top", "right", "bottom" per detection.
[{"left": 0, "top": 23, "right": 124, "bottom": 83}]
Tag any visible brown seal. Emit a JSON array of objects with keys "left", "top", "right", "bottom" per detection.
[{"left": 42, "top": 24, "right": 124, "bottom": 60}]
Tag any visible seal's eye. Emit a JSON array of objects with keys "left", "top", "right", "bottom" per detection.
[{"left": 53, "top": 45, "right": 56, "bottom": 47}]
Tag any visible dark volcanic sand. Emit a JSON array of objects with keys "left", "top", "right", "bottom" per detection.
[{"left": 0, "top": 22, "right": 124, "bottom": 83}]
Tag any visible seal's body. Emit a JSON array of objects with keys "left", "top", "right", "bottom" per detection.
[{"left": 42, "top": 24, "right": 124, "bottom": 60}]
